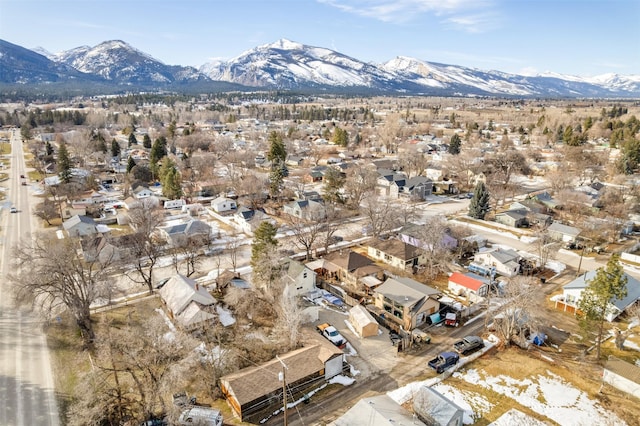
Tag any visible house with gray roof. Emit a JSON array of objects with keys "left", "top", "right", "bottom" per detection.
[
  {"left": 562, "top": 270, "right": 640, "bottom": 321},
  {"left": 331, "top": 395, "right": 425, "bottom": 426},
  {"left": 473, "top": 247, "right": 521, "bottom": 277},
  {"left": 158, "top": 218, "right": 211, "bottom": 247},
  {"left": 63, "top": 215, "right": 99, "bottom": 238},
  {"left": 283, "top": 199, "right": 326, "bottom": 221},
  {"left": 494, "top": 210, "right": 529, "bottom": 228},
  {"left": 374, "top": 276, "right": 441, "bottom": 331},
  {"left": 413, "top": 386, "right": 464, "bottom": 426},
  {"left": 547, "top": 222, "right": 581, "bottom": 243},
  {"left": 158, "top": 274, "right": 216, "bottom": 329}
]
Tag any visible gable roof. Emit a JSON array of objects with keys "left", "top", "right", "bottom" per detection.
[
  {"left": 63, "top": 214, "right": 97, "bottom": 230},
  {"left": 449, "top": 272, "right": 485, "bottom": 291},
  {"left": 368, "top": 238, "right": 421, "bottom": 261},
  {"left": 413, "top": 386, "right": 464, "bottom": 426},
  {"left": 220, "top": 335, "right": 343, "bottom": 407},
  {"left": 324, "top": 250, "right": 373, "bottom": 272},
  {"left": 564, "top": 270, "right": 640, "bottom": 312},
  {"left": 376, "top": 276, "right": 441, "bottom": 307},
  {"left": 477, "top": 247, "right": 520, "bottom": 265},
  {"left": 548, "top": 222, "right": 581, "bottom": 237},
  {"left": 158, "top": 274, "right": 216, "bottom": 316},
  {"left": 332, "top": 395, "right": 422, "bottom": 426},
  {"left": 605, "top": 356, "right": 640, "bottom": 384}
]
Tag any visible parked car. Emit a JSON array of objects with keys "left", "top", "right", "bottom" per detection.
[
  {"left": 317, "top": 323, "right": 347, "bottom": 349},
  {"left": 10, "top": 206, "right": 17, "bottom": 213},
  {"left": 453, "top": 335, "right": 485, "bottom": 355},
  {"left": 428, "top": 351, "right": 460, "bottom": 373}
]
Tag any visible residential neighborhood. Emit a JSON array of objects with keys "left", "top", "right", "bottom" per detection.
[{"left": 1, "top": 94, "right": 640, "bottom": 426}]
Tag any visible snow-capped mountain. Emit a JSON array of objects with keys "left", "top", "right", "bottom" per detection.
[
  {"left": 1, "top": 37, "right": 639, "bottom": 98},
  {"left": 200, "top": 39, "right": 414, "bottom": 92},
  {"left": 51, "top": 40, "right": 208, "bottom": 84}
]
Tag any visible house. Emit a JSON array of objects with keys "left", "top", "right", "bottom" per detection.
[
  {"left": 283, "top": 199, "right": 326, "bottom": 221},
  {"left": 473, "top": 247, "right": 521, "bottom": 277},
  {"left": 304, "top": 169, "right": 324, "bottom": 183},
  {"left": 367, "top": 238, "right": 424, "bottom": 271},
  {"left": 158, "top": 274, "right": 217, "bottom": 329},
  {"left": 376, "top": 169, "right": 406, "bottom": 199},
  {"left": 219, "top": 333, "right": 344, "bottom": 423},
  {"left": 561, "top": 270, "right": 640, "bottom": 321},
  {"left": 232, "top": 207, "right": 274, "bottom": 235},
  {"left": 348, "top": 304, "right": 378, "bottom": 338},
  {"left": 494, "top": 210, "right": 529, "bottom": 228},
  {"left": 374, "top": 276, "right": 441, "bottom": 331},
  {"left": 331, "top": 395, "right": 425, "bottom": 426},
  {"left": 211, "top": 197, "right": 237, "bottom": 213},
  {"left": 215, "top": 270, "right": 251, "bottom": 293},
  {"left": 534, "top": 192, "right": 561, "bottom": 209},
  {"left": 547, "top": 222, "right": 581, "bottom": 243},
  {"left": 413, "top": 386, "right": 464, "bottom": 426},
  {"left": 132, "top": 185, "right": 154, "bottom": 199},
  {"left": 400, "top": 176, "right": 433, "bottom": 200},
  {"left": 158, "top": 218, "right": 211, "bottom": 247},
  {"left": 80, "top": 234, "right": 137, "bottom": 264},
  {"left": 286, "top": 155, "right": 304, "bottom": 167},
  {"left": 603, "top": 356, "right": 640, "bottom": 399},
  {"left": 322, "top": 250, "right": 382, "bottom": 290},
  {"left": 62, "top": 215, "right": 99, "bottom": 238},
  {"left": 399, "top": 223, "right": 458, "bottom": 250},
  {"left": 282, "top": 258, "right": 317, "bottom": 297},
  {"left": 60, "top": 202, "right": 87, "bottom": 220},
  {"left": 448, "top": 272, "right": 489, "bottom": 303}
]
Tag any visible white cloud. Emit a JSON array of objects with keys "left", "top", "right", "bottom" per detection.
[
  {"left": 443, "top": 12, "right": 502, "bottom": 33},
  {"left": 318, "top": 0, "right": 494, "bottom": 24}
]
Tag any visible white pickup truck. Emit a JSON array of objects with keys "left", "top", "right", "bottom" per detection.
[{"left": 316, "top": 323, "right": 347, "bottom": 349}]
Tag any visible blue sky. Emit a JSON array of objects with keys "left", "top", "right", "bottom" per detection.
[{"left": 1, "top": 0, "right": 638, "bottom": 77}]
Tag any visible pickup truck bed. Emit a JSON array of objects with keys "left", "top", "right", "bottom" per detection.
[
  {"left": 316, "top": 323, "right": 347, "bottom": 349},
  {"left": 453, "top": 335, "right": 484, "bottom": 355},
  {"left": 428, "top": 351, "right": 459, "bottom": 374}
]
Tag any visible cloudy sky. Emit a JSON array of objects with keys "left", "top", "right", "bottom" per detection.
[{"left": 1, "top": 0, "right": 638, "bottom": 77}]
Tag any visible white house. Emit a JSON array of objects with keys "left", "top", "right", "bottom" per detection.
[
  {"left": 473, "top": 247, "right": 521, "bottom": 277},
  {"left": 283, "top": 199, "right": 326, "bottom": 221},
  {"left": 62, "top": 215, "right": 99, "bottom": 238},
  {"left": 132, "top": 186, "right": 154, "bottom": 199},
  {"left": 448, "top": 272, "right": 489, "bottom": 303},
  {"left": 158, "top": 274, "right": 217, "bottom": 329},
  {"left": 233, "top": 207, "right": 274, "bottom": 236},
  {"left": 211, "top": 196, "right": 237, "bottom": 213},
  {"left": 282, "top": 259, "right": 316, "bottom": 297},
  {"left": 561, "top": 270, "right": 640, "bottom": 321}
]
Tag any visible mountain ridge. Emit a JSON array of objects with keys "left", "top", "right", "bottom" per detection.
[{"left": 1, "top": 37, "right": 638, "bottom": 98}]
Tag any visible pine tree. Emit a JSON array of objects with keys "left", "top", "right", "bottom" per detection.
[
  {"left": 111, "top": 139, "right": 121, "bottom": 158},
  {"left": 323, "top": 166, "right": 345, "bottom": 204},
  {"left": 57, "top": 142, "right": 72, "bottom": 183},
  {"left": 468, "top": 182, "right": 490, "bottom": 219},
  {"left": 161, "top": 162, "right": 182, "bottom": 200},
  {"left": 126, "top": 156, "right": 136, "bottom": 173},
  {"left": 143, "top": 134, "right": 152, "bottom": 149},
  {"left": 578, "top": 255, "right": 627, "bottom": 359},
  {"left": 150, "top": 136, "right": 168, "bottom": 178},
  {"left": 250, "top": 221, "right": 279, "bottom": 287},
  {"left": 266, "top": 131, "right": 286, "bottom": 164},
  {"left": 448, "top": 134, "right": 462, "bottom": 155},
  {"left": 128, "top": 133, "right": 138, "bottom": 146}
]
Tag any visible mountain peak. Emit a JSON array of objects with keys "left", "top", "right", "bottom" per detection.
[{"left": 264, "top": 38, "right": 304, "bottom": 50}]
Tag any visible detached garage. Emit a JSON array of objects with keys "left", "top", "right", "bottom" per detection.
[{"left": 349, "top": 305, "right": 379, "bottom": 338}]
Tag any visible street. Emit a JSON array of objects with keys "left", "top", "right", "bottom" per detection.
[{"left": 0, "top": 131, "right": 60, "bottom": 425}]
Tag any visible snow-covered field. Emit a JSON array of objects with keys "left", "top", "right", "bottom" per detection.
[{"left": 389, "top": 368, "right": 626, "bottom": 425}]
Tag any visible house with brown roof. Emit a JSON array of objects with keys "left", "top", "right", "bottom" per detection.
[
  {"left": 367, "top": 238, "right": 425, "bottom": 271},
  {"left": 219, "top": 333, "right": 344, "bottom": 423},
  {"left": 322, "top": 250, "right": 383, "bottom": 290}
]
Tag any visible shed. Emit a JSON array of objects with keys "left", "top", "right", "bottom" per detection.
[
  {"left": 603, "top": 356, "right": 640, "bottom": 399},
  {"left": 348, "top": 304, "right": 379, "bottom": 338}
]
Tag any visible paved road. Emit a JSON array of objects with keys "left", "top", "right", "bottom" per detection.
[{"left": 0, "top": 131, "right": 59, "bottom": 426}]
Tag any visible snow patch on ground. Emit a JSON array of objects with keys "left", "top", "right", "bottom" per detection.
[
  {"left": 329, "top": 375, "right": 355, "bottom": 386},
  {"left": 432, "top": 383, "right": 493, "bottom": 424},
  {"left": 454, "top": 369, "right": 626, "bottom": 425},
  {"left": 489, "top": 408, "right": 547, "bottom": 425},
  {"left": 216, "top": 305, "right": 236, "bottom": 326}
]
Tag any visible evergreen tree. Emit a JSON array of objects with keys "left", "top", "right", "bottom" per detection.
[
  {"left": 45, "top": 141, "right": 54, "bottom": 156},
  {"left": 577, "top": 255, "right": 627, "bottom": 359},
  {"left": 250, "top": 221, "right": 279, "bottom": 287},
  {"left": 128, "top": 133, "right": 138, "bottom": 146},
  {"left": 448, "top": 134, "right": 462, "bottom": 155},
  {"left": 143, "top": 134, "right": 152, "bottom": 149},
  {"left": 331, "top": 127, "right": 349, "bottom": 147},
  {"left": 57, "top": 142, "right": 72, "bottom": 183},
  {"left": 269, "top": 164, "right": 284, "bottom": 197},
  {"left": 126, "top": 156, "right": 136, "bottom": 174},
  {"left": 323, "top": 166, "right": 345, "bottom": 204},
  {"left": 111, "top": 139, "right": 121, "bottom": 158},
  {"left": 468, "top": 182, "right": 490, "bottom": 220},
  {"left": 160, "top": 158, "right": 182, "bottom": 200},
  {"left": 150, "top": 136, "right": 168, "bottom": 177},
  {"left": 266, "top": 131, "right": 286, "bottom": 164}
]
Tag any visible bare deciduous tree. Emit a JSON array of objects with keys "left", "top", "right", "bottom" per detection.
[
  {"left": 413, "top": 216, "right": 455, "bottom": 279},
  {"left": 343, "top": 166, "right": 378, "bottom": 210},
  {"left": 488, "top": 276, "right": 540, "bottom": 348},
  {"left": 10, "top": 235, "right": 115, "bottom": 346},
  {"left": 362, "top": 195, "right": 403, "bottom": 238}
]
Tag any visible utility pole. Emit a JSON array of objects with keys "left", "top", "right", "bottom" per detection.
[{"left": 277, "top": 355, "right": 288, "bottom": 426}]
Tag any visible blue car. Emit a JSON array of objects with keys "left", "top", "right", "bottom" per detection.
[{"left": 428, "top": 351, "right": 460, "bottom": 373}]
